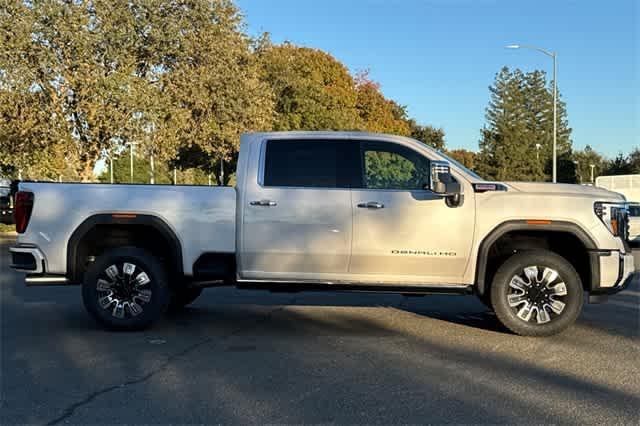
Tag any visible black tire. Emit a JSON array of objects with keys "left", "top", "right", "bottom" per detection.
[
  {"left": 490, "top": 250, "right": 584, "bottom": 337},
  {"left": 82, "top": 247, "right": 170, "bottom": 330},
  {"left": 169, "top": 287, "right": 203, "bottom": 311}
]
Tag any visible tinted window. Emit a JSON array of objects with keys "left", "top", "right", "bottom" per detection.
[
  {"left": 360, "top": 141, "right": 430, "bottom": 190},
  {"left": 629, "top": 205, "right": 640, "bottom": 217},
  {"left": 263, "top": 140, "right": 356, "bottom": 188}
]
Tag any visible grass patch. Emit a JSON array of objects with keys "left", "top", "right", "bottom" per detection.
[{"left": 0, "top": 223, "right": 15, "bottom": 233}]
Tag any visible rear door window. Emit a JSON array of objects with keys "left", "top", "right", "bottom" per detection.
[{"left": 263, "top": 140, "right": 358, "bottom": 188}]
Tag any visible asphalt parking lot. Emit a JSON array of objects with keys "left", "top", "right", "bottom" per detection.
[{"left": 1, "top": 234, "right": 639, "bottom": 425}]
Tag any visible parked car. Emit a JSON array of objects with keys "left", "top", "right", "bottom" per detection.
[
  {"left": 9, "top": 132, "right": 639, "bottom": 336},
  {"left": 0, "top": 184, "right": 13, "bottom": 225},
  {"left": 628, "top": 203, "right": 640, "bottom": 243}
]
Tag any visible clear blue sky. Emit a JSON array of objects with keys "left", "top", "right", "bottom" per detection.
[{"left": 237, "top": 0, "right": 637, "bottom": 157}]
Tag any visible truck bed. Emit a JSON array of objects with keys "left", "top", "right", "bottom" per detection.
[{"left": 16, "top": 182, "right": 236, "bottom": 275}]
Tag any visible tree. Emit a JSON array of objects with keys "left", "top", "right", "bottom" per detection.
[
  {"left": 165, "top": 1, "right": 274, "bottom": 185},
  {"left": 447, "top": 149, "right": 477, "bottom": 170},
  {"left": 572, "top": 145, "right": 607, "bottom": 183},
  {"left": 354, "top": 71, "right": 410, "bottom": 135},
  {"left": 604, "top": 153, "right": 634, "bottom": 175},
  {"left": 98, "top": 154, "right": 171, "bottom": 184},
  {"left": 477, "top": 67, "right": 573, "bottom": 182},
  {"left": 258, "top": 42, "right": 361, "bottom": 131},
  {"left": 407, "top": 120, "right": 446, "bottom": 151},
  {"left": 1, "top": 3, "right": 447, "bottom": 183},
  {"left": 0, "top": 1, "right": 146, "bottom": 180},
  {"left": 628, "top": 148, "right": 640, "bottom": 173}
]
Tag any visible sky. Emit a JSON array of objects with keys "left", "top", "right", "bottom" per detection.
[{"left": 237, "top": 0, "right": 637, "bottom": 157}]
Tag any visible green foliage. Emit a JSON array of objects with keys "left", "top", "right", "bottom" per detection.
[
  {"left": 257, "top": 43, "right": 361, "bottom": 131},
  {"left": 1, "top": 1, "right": 446, "bottom": 184},
  {"left": 447, "top": 149, "right": 477, "bottom": 170},
  {"left": 629, "top": 148, "right": 640, "bottom": 173},
  {"left": 97, "top": 155, "right": 171, "bottom": 184},
  {"left": 572, "top": 145, "right": 607, "bottom": 183},
  {"left": 363, "top": 148, "right": 430, "bottom": 190},
  {"left": 0, "top": 223, "right": 15, "bottom": 234},
  {"left": 97, "top": 154, "right": 218, "bottom": 186},
  {"left": 354, "top": 71, "right": 411, "bottom": 136},
  {"left": 477, "top": 67, "right": 573, "bottom": 182},
  {"left": 603, "top": 153, "right": 635, "bottom": 176},
  {"left": 165, "top": 2, "right": 274, "bottom": 185},
  {"left": 408, "top": 120, "right": 446, "bottom": 151},
  {"left": 365, "top": 152, "right": 413, "bottom": 189}
]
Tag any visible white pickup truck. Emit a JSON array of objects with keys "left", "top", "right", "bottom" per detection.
[{"left": 9, "top": 132, "right": 639, "bottom": 336}]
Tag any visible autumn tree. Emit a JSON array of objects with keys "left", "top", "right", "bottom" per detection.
[
  {"left": 447, "top": 149, "right": 477, "bottom": 170},
  {"left": 1, "top": 3, "right": 446, "bottom": 183},
  {"left": 354, "top": 71, "right": 410, "bottom": 135},
  {"left": 257, "top": 42, "right": 361, "bottom": 131}
]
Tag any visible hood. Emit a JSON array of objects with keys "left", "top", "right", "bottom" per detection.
[{"left": 504, "top": 182, "right": 625, "bottom": 202}]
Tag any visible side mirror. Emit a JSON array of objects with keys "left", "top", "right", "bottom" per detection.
[{"left": 429, "top": 161, "right": 461, "bottom": 196}]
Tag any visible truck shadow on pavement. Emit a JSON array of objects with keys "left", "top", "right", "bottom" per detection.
[
  {"left": 38, "top": 294, "right": 640, "bottom": 424},
  {"left": 2, "top": 234, "right": 639, "bottom": 424}
]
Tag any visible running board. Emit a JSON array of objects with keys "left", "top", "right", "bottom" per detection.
[
  {"left": 25, "top": 275, "right": 72, "bottom": 286},
  {"left": 235, "top": 282, "right": 473, "bottom": 295}
]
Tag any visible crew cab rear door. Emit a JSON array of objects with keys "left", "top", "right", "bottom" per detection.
[{"left": 239, "top": 138, "right": 357, "bottom": 281}]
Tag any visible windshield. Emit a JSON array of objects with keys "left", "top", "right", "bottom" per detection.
[{"left": 437, "top": 151, "right": 485, "bottom": 181}]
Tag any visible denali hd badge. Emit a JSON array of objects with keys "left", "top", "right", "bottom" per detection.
[{"left": 392, "top": 250, "right": 457, "bottom": 257}]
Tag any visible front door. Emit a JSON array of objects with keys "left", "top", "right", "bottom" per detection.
[
  {"left": 240, "top": 138, "right": 356, "bottom": 281},
  {"left": 349, "top": 140, "right": 475, "bottom": 285}
]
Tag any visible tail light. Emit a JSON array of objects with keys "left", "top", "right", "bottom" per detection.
[{"left": 14, "top": 191, "right": 34, "bottom": 234}]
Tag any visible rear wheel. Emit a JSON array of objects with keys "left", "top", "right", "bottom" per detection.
[
  {"left": 490, "top": 251, "right": 584, "bottom": 337},
  {"left": 82, "top": 247, "right": 170, "bottom": 330}
]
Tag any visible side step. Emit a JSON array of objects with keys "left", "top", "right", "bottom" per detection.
[
  {"left": 235, "top": 282, "right": 474, "bottom": 296},
  {"left": 25, "top": 275, "right": 72, "bottom": 286}
]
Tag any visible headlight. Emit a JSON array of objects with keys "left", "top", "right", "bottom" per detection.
[{"left": 594, "top": 202, "right": 629, "bottom": 240}]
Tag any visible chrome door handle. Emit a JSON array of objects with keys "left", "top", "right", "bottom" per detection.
[
  {"left": 250, "top": 199, "right": 277, "bottom": 207},
  {"left": 357, "top": 201, "right": 384, "bottom": 209}
]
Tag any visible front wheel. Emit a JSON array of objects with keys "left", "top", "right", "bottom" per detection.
[
  {"left": 490, "top": 251, "right": 584, "bottom": 337},
  {"left": 82, "top": 247, "right": 170, "bottom": 330}
]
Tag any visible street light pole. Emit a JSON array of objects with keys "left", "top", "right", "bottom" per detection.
[
  {"left": 552, "top": 51, "right": 557, "bottom": 183},
  {"left": 506, "top": 44, "right": 558, "bottom": 183},
  {"left": 125, "top": 142, "right": 139, "bottom": 184},
  {"left": 574, "top": 160, "right": 581, "bottom": 184}
]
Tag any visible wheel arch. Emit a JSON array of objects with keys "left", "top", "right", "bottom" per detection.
[
  {"left": 475, "top": 220, "right": 599, "bottom": 296},
  {"left": 67, "top": 213, "right": 183, "bottom": 283}
]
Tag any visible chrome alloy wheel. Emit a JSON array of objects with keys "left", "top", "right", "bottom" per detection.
[
  {"left": 507, "top": 266, "right": 568, "bottom": 324},
  {"left": 96, "top": 262, "right": 152, "bottom": 319}
]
